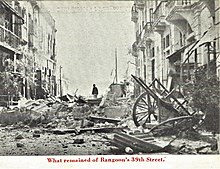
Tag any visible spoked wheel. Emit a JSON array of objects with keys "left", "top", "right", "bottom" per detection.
[{"left": 133, "top": 92, "right": 159, "bottom": 128}]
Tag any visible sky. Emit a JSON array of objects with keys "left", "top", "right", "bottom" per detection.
[{"left": 43, "top": 1, "right": 135, "bottom": 96}]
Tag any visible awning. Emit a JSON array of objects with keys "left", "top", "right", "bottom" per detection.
[
  {"left": 186, "top": 24, "right": 218, "bottom": 56},
  {"left": 166, "top": 43, "right": 192, "bottom": 62}
]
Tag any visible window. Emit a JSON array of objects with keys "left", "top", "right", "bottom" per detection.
[
  {"left": 166, "top": 50, "right": 170, "bottom": 56},
  {"left": 152, "top": 60, "right": 155, "bottom": 80},
  {"left": 180, "top": 32, "right": 183, "bottom": 47},
  {"left": 166, "top": 34, "right": 170, "bottom": 48},
  {"left": 149, "top": 8, "right": 153, "bottom": 23},
  {"left": 5, "top": 11, "right": 12, "bottom": 31},
  {"left": 162, "top": 38, "right": 165, "bottom": 50},
  {"left": 143, "top": 50, "right": 146, "bottom": 62},
  {"left": 144, "top": 65, "right": 147, "bottom": 82},
  {"left": 151, "top": 47, "right": 155, "bottom": 58},
  {"left": 182, "top": 0, "right": 191, "bottom": 5},
  {"left": 48, "top": 34, "right": 50, "bottom": 54},
  {"left": 183, "top": 34, "right": 186, "bottom": 45}
]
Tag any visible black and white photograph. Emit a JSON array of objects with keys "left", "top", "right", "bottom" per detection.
[{"left": 0, "top": 0, "right": 219, "bottom": 160}]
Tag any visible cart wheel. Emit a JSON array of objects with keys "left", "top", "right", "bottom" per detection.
[{"left": 133, "top": 92, "right": 159, "bottom": 128}]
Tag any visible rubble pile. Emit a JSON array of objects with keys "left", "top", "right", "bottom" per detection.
[
  {"left": 0, "top": 95, "right": 134, "bottom": 133},
  {"left": 0, "top": 94, "right": 219, "bottom": 155}
]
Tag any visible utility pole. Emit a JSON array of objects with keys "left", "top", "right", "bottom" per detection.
[
  {"left": 115, "top": 48, "right": 118, "bottom": 84},
  {"left": 59, "top": 66, "right": 62, "bottom": 97}
]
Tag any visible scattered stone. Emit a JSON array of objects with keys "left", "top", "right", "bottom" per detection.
[
  {"left": 33, "top": 129, "right": 41, "bottom": 134},
  {"left": 125, "top": 147, "right": 133, "bottom": 154},
  {"left": 62, "top": 145, "right": 68, "bottom": 148},
  {"left": 105, "top": 142, "right": 111, "bottom": 146},
  {"left": 51, "top": 130, "right": 66, "bottom": 135},
  {"left": 15, "top": 134, "right": 24, "bottom": 140},
  {"left": 80, "top": 119, "right": 94, "bottom": 128},
  {"left": 33, "top": 134, "right": 40, "bottom": 138},
  {"left": 23, "top": 125, "right": 30, "bottom": 129},
  {"left": 16, "top": 143, "right": 24, "bottom": 148},
  {"left": 74, "top": 139, "right": 85, "bottom": 144}
]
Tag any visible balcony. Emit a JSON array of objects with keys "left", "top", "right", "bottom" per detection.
[
  {"left": 136, "top": 31, "right": 141, "bottom": 45},
  {"left": 165, "top": 0, "right": 196, "bottom": 34},
  {"left": 166, "top": 0, "right": 192, "bottom": 9},
  {"left": 0, "top": 25, "right": 20, "bottom": 50},
  {"left": 143, "top": 22, "right": 153, "bottom": 39},
  {"left": 131, "top": 5, "right": 138, "bottom": 23},
  {"left": 153, "top": 1, "right": 166, "bottom": 23},
  {"left": 153, "top": 1, "right": 167, "bottom": 33},
  {"left": 166, "top": 0, "right": 195, "bottom": 23},
  {"left": 0, "top": 1, "right": 24, "bottom": 22},
  {"left": 132, "top": 42, "right": 138, "bottom": 57},
  {"left": 135, "top": 0, "right": 145, "bottom": 10}
]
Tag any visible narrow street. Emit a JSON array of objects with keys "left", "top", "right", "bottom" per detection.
[
  {"left": 0, "top": 95, "right": 219, "bottom": 155},
  {"left": 0, "top": 0, "right": 220, "bottom": 159}
]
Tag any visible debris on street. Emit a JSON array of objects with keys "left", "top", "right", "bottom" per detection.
[{"left": 0, "top": 91, "right": 219, "bottom": 155}]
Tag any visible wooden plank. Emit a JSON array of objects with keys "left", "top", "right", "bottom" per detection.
[
  {"left": 88, "top": 115, "right": 121, "bottom": 124},
  {"left": 113, "top": 132, "right": 167, "bottom": 153},
  {"left": 47, "top": 127, "right": 126, "bottom": 135}
]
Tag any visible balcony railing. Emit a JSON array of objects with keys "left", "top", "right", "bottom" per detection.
[
  {"left": 166, "top": 0, "right": 192, "bottom": 9},
  {"left": 136, "top": 31, "right": 141, "bottom": 44},
  {"left": 144, "top": 22, "right": 153, "bottom": 35},
  {"left": 132, "top": 42, "right": 138, "bottom": 57},
  {"left": 136, "top": 0, "right": 145, "bottom": 10},
  {"left": 0, "top": 25, "right": 20, "bottom": 49},
  {"left": 131, "top": 5, "right": 138, "bottom": 22},
  {"left": 153, "top": 1, "right": 166, "bottom": 23}
]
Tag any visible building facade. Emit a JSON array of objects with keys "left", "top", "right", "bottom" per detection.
[
  {"left": 131, "top": 0, "right": 220, "bottom": 95},
  {"left": 0, "top": 0, "right": 57, "bottom": 106}
]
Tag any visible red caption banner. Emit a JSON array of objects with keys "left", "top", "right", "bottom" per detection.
[{"left": 47, "top": 156, "right": 166, "bottom": 163}]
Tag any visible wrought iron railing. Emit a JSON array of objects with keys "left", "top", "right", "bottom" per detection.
[
  {"left": 166, "top": 0, "right": 192, "bottom": 9},
  {"left": 131, "top": 5, "right": 138, "bottom": 22},
  {"left": 0, "top": 25, "right": 20, "bottom": 49},
  {"left": 136, "top": 0, "right": 145, "bottom": 10},
  {"left": 153, "top": 1, "right": 166, "bottom": 23}
]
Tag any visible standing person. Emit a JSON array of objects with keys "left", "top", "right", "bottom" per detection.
[
  {"left": 121, "top": 80, "right": 127, "bottom": 97},
  {"left": 92, "top": 84, "right": 98, "bottom": 98}
]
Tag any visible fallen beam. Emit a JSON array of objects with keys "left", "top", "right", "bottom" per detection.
[
  {"left": 112, "top": 132, "right": 168, "bottom": 153},
  {"left": 46, "top": 127, "right": 126, "bottom": 135},
  {"left": 78, "top": 127, "right": 126, "bottom": 134},
  {"left": 88, "top": 115, "right": 121, "bottom": 124}
]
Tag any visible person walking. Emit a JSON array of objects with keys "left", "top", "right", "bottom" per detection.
[{"left": 92, "top": 84, "right": 98, "bottom": 98}]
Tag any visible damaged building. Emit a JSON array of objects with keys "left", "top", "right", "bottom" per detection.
[
  {"left": 131, "top": 0, "right": 220, "bottom": 95},
  {"left": 0, "top": 0, "right": 57, "bottom": 107},
  {"left": 0, "top": 0, "right": 219, "bottom": 156}
]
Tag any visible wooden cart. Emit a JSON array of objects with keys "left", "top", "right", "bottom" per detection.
[{"left": 131, "top": 74, "right": 204, "bottom": 133}]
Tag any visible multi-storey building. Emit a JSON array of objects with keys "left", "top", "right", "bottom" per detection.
[
  {"left": 0, "top": 0, "right": 57, "bottom": 106},
  {"left": 19, "top": 0, "right": 57, "bottom": 99},
  {"left": 131, "top": 0, "right": 219, "bottom": 95}
]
